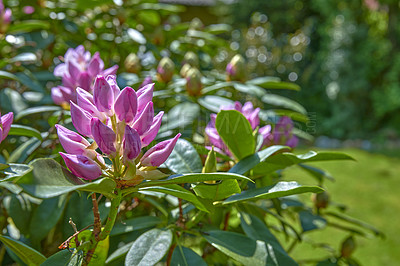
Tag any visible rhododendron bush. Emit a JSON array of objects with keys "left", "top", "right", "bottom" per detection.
[{"left": 0, "top": 1, "right": 381, "bottom": 265}]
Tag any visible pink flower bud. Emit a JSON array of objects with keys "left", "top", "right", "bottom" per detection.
[
  {"left": 106, "top": 75, "right": 121, "bottom": 98},
  {"left": 51, "top": 87, "right": 66, "bottom": 105},
  {"left": 114, "top": 86, "right": 138, "bottom": 124},
  {"left": 78, "top": 71, "right": 92, "bottom": 92},
  {"left": 157, "top": 57, "right": 175, "bottom": 83},
  {"left": 131, "top": 101, "right": 154, "bottom": 135},
  {"left": 55, "top": 125, "right": 97, "bottom": 159},
  {"left": 91, "top": 117, "right": 116, "bottom": 156},
  {"left": 136, "top": 83, "right": 154, "bottom": 114},
  {"left": 70, "top": 101, "right": 93, "bottom": 137},
  {"left": 93, "top": 75, "right": 115, "bottom": 115},
  {"left": 141, "top": 111, "right": 164, "bottom": 147},
  {"left": 259, "top": 125, "right": 273, "bottom": 148},
  {"left": 0, "top": 112, "right": 13, "bottom": 141},
  {"left": 123, "top": 126, "right": 141, "bottom": 162},
  {"left": 88, "top": 52, "right": 104, "bottom": 77},
  {"left": 23, "top": 6, "right": 34, "bottom": 14},
  {"left": 140, "top": 133, "right": 181, "bottom": 167},
  {"left": 247, "top": 108, "right": 260, "bottom": 130},
  {"left": 139, "top": 76, "right": 153, "bottom": 89},
  {"left": 59, "top": 152, "right": 102, "bottom": 180},
  {"left": 76, "top": 88, "right": 106, "bottom": 121}
]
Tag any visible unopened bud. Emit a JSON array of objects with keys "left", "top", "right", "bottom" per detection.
[
  {"left": 185, "top": 67, "right": 202, "bottom": 96},
  {"left": 124, "top": 53, "right": 141, "bottom": 74},
  {"left": 341, "top": 236, "right": 356, "bottom": 258},
  {"left": 226, "top": 54, "right": 246, "bottom": 82},
  {"left": 180, "top": 63, "right": 192, "bottom": 78},
  {"left": 157, "top": 57, "right": 175, "bottom": 83},
  {"left": 183, "top": 51, "right": 199, "bottom": 67},
  {"left": 312, "top": 191, "right": 330, "bottom": 209}
]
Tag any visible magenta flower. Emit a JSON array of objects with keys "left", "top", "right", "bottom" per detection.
[
  {"left": 23, "top": 6, "right": 35, "bottom": 14},
  {"left": 51, "top": 46, "right": 118, "bottom": 106},
  {"left": 59, "top": 152, "right": 102, "bottom": 180},
  {"left": 0, "top": 112, "right": 13, "bottom": 143},
  {"left": 273, "top": 116, "right": 298, "bottom": 148},
  {"left": 141, "top": 133, "right": 181, "bottom": 167},
  {"left": 139, "top": 76, "right": 153, "bottom": 89},
  {"left": 57, "top": 74, "right": 178, "bottom": 182}
]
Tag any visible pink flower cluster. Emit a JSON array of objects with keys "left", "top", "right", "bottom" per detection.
[
  {"left": 205, "top": 101, "right": 298, "bottom": 157},
  {"left": 51, "top": 45, "right": 118, "bottom": 106},
  {"left": 0, "top": 112, "right": 13, "bottom": 144},
  {"left": 56, "top": 75, "right": 180, "bottom": 180}
]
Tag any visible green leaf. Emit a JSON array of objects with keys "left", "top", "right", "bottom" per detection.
[
  {"left": 0, "top": 88, "right": 28, "bottom": 115},
  {"left": 7, "top": 20, "right": 50, "bottom": 33},
  {"left": 253, "top": 151, "right": 355, "bottom": 176},
  {"left": 222, "top": 181, "right": 324, "bottom": 205},
  {"left": 192, "top": 179, "right": 240, "bottom": 200},
  {"left": 5, "top": 194, "right": 32, "bottom": 234},
  {"left": 69, "top": 230, "right": 109, "bottom": 266},
  {"left": 159, "top": 103, "right": 200, "bottom": 132},
  {"left": 247, "top": 77, "right": 300, "bottom": 91},
  {"left": 15, "top": 158, "right": 116, "bottom": 198},
  {"left": 29, "top": 195, "right": 67, "bottom": 242},
  {"left": 215, "top": 110, "right": 255, "bottom": 160},
  {"left": 0, "top": 70, "right": 19, "bottom": 81},
  {"left": 1, "top": 163, "right": 32, "bottom": 181},
  {"left": 240, "top": 213, "right": 297, "bottom": 266},
  {"left": 139, "top": 184, "right": 209, "bottom": 212},
  {"left": 203, "top": 230, "right": 267, "bottom": 265},
  {"left": 171, "top": 246, "right": 207, "bottom": 266},
  {"left": 15, "top": 106, "right": 61, "bottom": 121},
  {"left": 299, "top": 210, "right": 327, "bottom": 232},
  {"left": 198, "top": 96, "right": 234, "bottom": 113},
  {"left": 125, "top": 228, "right": 172, "bottom": 266},
  {"left": 111, "top": 216, "right": 163, "bottom": 236},
  {"left": 233, "top": 83, "right": 266, "bottom": 98},
  {"left": 9, "top": 124, "right": 42, "bottom": 140},
  {"left": 262, "top": 94, "right": 307, "bottom": 115},
  {"left": 7, "top": 137, "right": 41, "bottom": 163},
  {"left": 229, "top": 145, "right": 289, "bottom": 175},
  {"left": 136, "top": 172, "right": 252, "bottom": 188},
  {"left": 0, "top": 163, "right": 9, "bottom": 171},
  {"left": 298, "top": 164, "right": 334, "bottom": 183},
  {"left": 42, "top": 250, "right": 72, "bottom": 266},
  {"left": 106, "top": 241, "right": 133, "bottom": 265},
  {"left": 0, "top": 235, "right": 46, "bottom": 265},
  {"left": 202, "top": 82, "right": 233, "bottom": 94},
  {"left": 164, "top": 139, "right": 203, "bottom": 174}
]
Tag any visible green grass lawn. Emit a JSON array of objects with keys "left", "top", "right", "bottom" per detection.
[{"left": 281, "top": 148, "right": 400, "bottom": 265}]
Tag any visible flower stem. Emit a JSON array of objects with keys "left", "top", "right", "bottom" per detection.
[{"left": 99, "top": 189, "right": 122, "bottom": 240}]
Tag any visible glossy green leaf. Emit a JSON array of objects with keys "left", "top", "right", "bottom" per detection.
[
  {"left": 125, "top": 228, "right": 172, "bottom": 266},
  {"left": 240, "top": 213, "right": 297, "bottom": 266},
  {"left": 203, "top": 230, "right": 267, "bottom": 265},
  {"left": 29, "top": 195, "right": 67, "bottom": 242},
  {"left": 0, "top": 235, "right": 46, "bottom": 265},
  {"left": 9, "top": 124, "right": 42, "bottom": 140},
  {"left": 192, "top": 179, "right": 240, "bottom": 201},
  {"left": 111, "top": 216, "right": 163, "bottom": 236},
  {"left": 233, "top": 83, "right": 266, "bottom": 98},
  {"left": 136, "top": 172, "right": 252, "bottom": 188},
  {"left": 273, "top": 109, "right": 309, "bottom": 123},
  {"left": 198, "top": 96, "right": 234, "bottom": 113},
  {"left": 171, "top": 246, "right": 207, "bottom": 266},
  {"left": 202, "top": 81, "right": 233, "bottom": 94},
  {"left": 0, "top": 163, "right": 9, "bottom": 171},
  {"left": 159, "top": 102, "right": 200, "bottom": 132},
  {"left": 262, "top": 94, "right": 307, "bottom": 115},
  {"left": 7, "top": 137, "right": 41, "bottom": 163},
  {"left": 253, "top": 151, "right": 354, "bottom": 176},
  {"left": 139, "top": 184, "right": 209, "bottom": 212},
  {"left": 106, "top": 241, "right": 133, "bottom": 265},
  {"left": 1, "top": 163, "right": 33, "bottom": 181},
  {"left": 229, "top": 145, "right": 289, "bottom": 175},
  {"left": 298, "top": 164, "right": 335, "bottom": 183},
  {"left": 10, "top": 53, "right": 37, "bottom": 63},
  {"left": 299, "top": 210, "right": 327, "bottom": 232},
  {"left": 164, "top": 139, "right": 203, "bottom": 174},
  {"left": 7, "top": 20, "right": 50, "bottom": 33},
  {"left": 215, "top": 110, "right": 255, "bottom": 160},
  {"left": 69, "top": 230, "right": 109, "bottom": 266},
  {"left": 247, "top": 77, "right": 300, "bottom": 91},
  {"left": 5, "top": 194, "right": 32, "bottom": 234},
  {"left": 15, "top": 106, "right": 61, "bottom": 121},
  {"left": 222, "top": 182, "right": 324, "bottom": 205},
  {"left": 0, "top": 70, "right": 19, "bottom": 81},
  {"left": 0, "top": 88, "right": 28, "bottom": 115},
  {"left": 42, "top": 250, "right": 72, "bottom": 266},
  {"left": 15, "top": 158, "right": 116, "bottom": 198}
]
